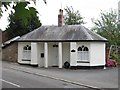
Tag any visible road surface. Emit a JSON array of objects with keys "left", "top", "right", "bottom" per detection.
[{"left": 2, "top": 64, "right": 88, "bottom": 89}]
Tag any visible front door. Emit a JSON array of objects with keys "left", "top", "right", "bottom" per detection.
[{"left": 52, "top": 44, "right": 58, "bottom": 66}]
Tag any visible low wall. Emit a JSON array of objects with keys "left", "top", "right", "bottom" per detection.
[{"left": 2, "top": 42, "right": 18, "bottom": 62}]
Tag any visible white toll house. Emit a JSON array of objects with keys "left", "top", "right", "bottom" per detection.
[{"left": 17, "top": 9, "right": 107, "bottom": 69}]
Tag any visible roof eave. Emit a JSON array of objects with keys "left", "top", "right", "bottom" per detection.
[{"left": 16, "top": 40, "right": 108, "bottom": 42}]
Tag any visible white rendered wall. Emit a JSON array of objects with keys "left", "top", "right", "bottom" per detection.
[
  {"left": 48, "top": 43, "right": 52, "bottom": 66},
  {"left": 44, "top": 42, "right": 48, "bottom": 68},
  {"left": 18, "top": 42, "right": 31, "bottom": 64},
  {"left": 58, "top": 42, "right": 62, "bottom": 68},
  {"left": 90, "top": 42, "right": 105, "bottom": 66},
  {"left": 31, "top": 42, "right": 38, "bottom": 65},
  {"left": 62, "top": 42, "right": 70, "bottom": 65},
  {"left": 70, "top": 42, "right": 77, "bottom": 66},
  {"left": 38, "top": 42, "right": 44, "bottom": 67}
]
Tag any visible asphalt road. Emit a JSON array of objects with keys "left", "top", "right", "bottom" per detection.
[
  {"left": 2, "top": 66, "right": 87, "bottom": 88},
  {"left": 1, "top": 61, "right": 118, "bottom": 89}
]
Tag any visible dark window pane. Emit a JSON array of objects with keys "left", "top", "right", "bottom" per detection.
[
  {"left": 41, "top": 53, "right": 44, "bottom": 58},
  {"left": 82, "top": 45, "right": 84, "bottom": 48},
  {"left": 28, "top": 46, "right": 31, "bottom": 50},
  {"left": 53, "top": 45, "right": 55, "bottom": 47},
  {"left": 78, "top": 47, "right": 82, "bottom": 51},
  {"left": 71, "top": 49, "right": 75, "bottom": 52},
  {"left": 23, "top": 46, "right": 27, "bottom": 50},
  {"left": 56, "top": 45, "right": 58, "bottom": 47},
  {"left": 26, "top": 45, "right": 29, "bottom": 47},
  {"left": 23, "top": 45, "right": 31, "bottom": 50},
  {"left": 83, "top": 47, "right": 89, "bottom": 51}
]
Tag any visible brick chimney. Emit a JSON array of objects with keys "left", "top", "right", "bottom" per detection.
[{"left": 58, "top": 9, "right": 64, "bottom": 27}]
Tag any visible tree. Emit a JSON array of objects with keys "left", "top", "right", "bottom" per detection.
[
  {"left": 0, "top": 0, "right": 47, "bottom": 38},
  {"left": 0, "top": 0, "right": 47, "bottom": 17},
  {"left": 92, "top": 9, "right": 120, "bottom": 46},
  {"left": 64, "top": 6, "right": 84, "bottom": 25},
  {"left": 6, "top": 2, "right": 41, "bottom": 39},
  {"left": 0, "top": 2, "right": 2, "bottom": 17}
]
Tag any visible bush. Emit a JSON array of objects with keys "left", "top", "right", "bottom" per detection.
[
  {"left": 106, "top": 59, "right": 117, "bottom": 67},
  {"left": 111, "top": 54, "right": 120, "bottom": 64}
]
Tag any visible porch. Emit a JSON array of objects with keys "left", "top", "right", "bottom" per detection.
[{"left": 18, "top": 42, "right": 71, "bottom": 68}]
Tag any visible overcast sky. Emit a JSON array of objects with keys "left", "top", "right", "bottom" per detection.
[{"left": 0, "top": 0, "right": 119, "bottom": 30}]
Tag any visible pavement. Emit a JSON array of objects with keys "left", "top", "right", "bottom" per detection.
[{"left": 2, "top": 61, "right": 119, "bottom": 89}]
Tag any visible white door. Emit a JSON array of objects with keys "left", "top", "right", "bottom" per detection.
[{"left": 52, "top": 46, "right": 58, "bottom": 66}]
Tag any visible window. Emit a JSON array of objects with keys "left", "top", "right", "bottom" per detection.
[
  {"left": 83, "top": 47, "right": 88, "bottom": 51},
  {"left": 77, "top": 45, "right": 89, "bottom": 62},
  {"left": 71, "top": 49, "right": 76, "bottom": 52},
  {"left": 78, "top": 47, "right": 82, "bottom": 51},
  {"left": 41, "top": 53, "right": 44, "bottom": 58},
  {"left": 22, "top": 45, "right": 31, "bottom": 61},
  {"left": 23, "top": 45, "right": 31, "bottom": 50}
]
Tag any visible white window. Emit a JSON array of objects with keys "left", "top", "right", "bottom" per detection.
[
  {"left": 22, "top": 45, "right": 31, "bottom": 61},
  {"left": 77, "top": 45, "right": 89, "bottom": 62}
]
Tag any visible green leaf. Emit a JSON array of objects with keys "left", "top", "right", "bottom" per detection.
[
  {"left": 64, "top": 6, "right": 85, "bottom": 25},
  {"left": 92, "top": 9, "right": 120, "bottom": 46}
]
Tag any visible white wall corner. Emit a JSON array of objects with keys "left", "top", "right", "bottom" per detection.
[
  {"left": 70, "top": 42, "right": 77, "bottom": 66},
  {"left": 31, "top": 42, "right": 38, "bottom": 65},
  {"left": 58, "top": 42, "right": 62, "bottom": 68},
  {"left": 90, "top": 42, "right": 106, "bottom": 66},
  {"left": 44, "top": 42, "right": 48, "bottom": 68},
  {"left": 18, "top": 43, "right": 22, "bottom": 63}
]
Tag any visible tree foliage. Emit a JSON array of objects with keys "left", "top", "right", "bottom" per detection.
[
  {"left": 0, "top": 0, "right": 47, "bottom": 39},
  {"left": 6, "top": 2, "right": 41, "bottom": 39},
  {"left": 64, "top": 6, "right": 84, "bottom": 25},
  {"left": 92, "top": 9, "right": 120, "bottom": 46},
  {"left": 0, "top": 1, "right": 2, "bottom": 17},
  {"left": 0, "top": 0, "right": 46, "bottom": 17}
]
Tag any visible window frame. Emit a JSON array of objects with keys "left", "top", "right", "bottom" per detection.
[
  {"left": 77, "top": 45, "right": 89, "bottom": 62},
  {"left": 22, "top": 45, "right": 31, "bottom": 61}
]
